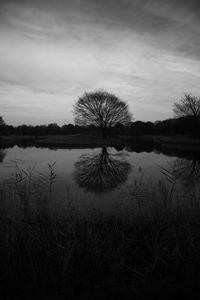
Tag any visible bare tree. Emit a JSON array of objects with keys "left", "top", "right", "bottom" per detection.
[
  {"left": 73, "top": 90, "right": 132, "bottom": 138},
  {"left": 0, "top": 116, "right": 5, "bottom": 125},
  {"left": 173, "top": 93, "right": 200, "bottom": 118},
  {"left": 0, "top": 116, "right": 5, "bottom": 137}
]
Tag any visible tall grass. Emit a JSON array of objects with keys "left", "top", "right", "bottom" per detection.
[{"left": 0, "top": 164, "right": 200, "bottom": 299}]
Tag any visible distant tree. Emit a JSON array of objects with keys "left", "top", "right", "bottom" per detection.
[
  {"left": 0, "top": 116, "right": 4, "bottom": 125},
  {"left": 0, "top": 116, "right": 5, "bottom": 136},
  {"left": 128, "top": 121, "right": 155, "bottom": 136},
  {"left": 47, "top": 123, "right": 60, "bottom": 135},
  {"left": 73, "top": 90, "right": 132, "bottom": 138},
  {"left": 173, "top": 93, "right": 200, "bottom": 119},
  {"left": 113, "top": 122, "right": 125, "bottom": 135},
  {"left": 154, "top": 119, "right": 174, "bottom": 135}
]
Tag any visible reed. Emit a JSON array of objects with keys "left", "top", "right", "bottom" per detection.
[{"left": 0, "top": 164, "right": 200, "bottom": 299}]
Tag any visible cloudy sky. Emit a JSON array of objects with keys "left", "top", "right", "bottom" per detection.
[{"left": 0, "top": 0, "right": 200, "bottom": 125}]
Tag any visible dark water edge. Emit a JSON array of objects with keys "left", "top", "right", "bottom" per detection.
[
  {"left": 1, "top": 133, "right": 200, "bottom": 149},
  {"left": 1, "top": 134, "right": 200, "bottom": 162}
]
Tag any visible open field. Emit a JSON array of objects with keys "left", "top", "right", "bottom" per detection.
[{"left": 1, "top": 166, "right": 200, "bottom": 299}]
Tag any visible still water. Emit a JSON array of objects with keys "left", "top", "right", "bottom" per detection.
[{"left": 0, "top": 145, "right": 199, "bottom": 215}]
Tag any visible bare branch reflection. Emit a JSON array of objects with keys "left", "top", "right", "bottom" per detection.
[
  {"left": 172, "top": 158, "right": 200, "bottom": 187},
  {"left": 74, "top": 147, "right": 131, "bottom": 193}
]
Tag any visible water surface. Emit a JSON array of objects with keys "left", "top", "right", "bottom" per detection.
[{"left": 0, "top": 144, "right": 199, "bottom": 216}]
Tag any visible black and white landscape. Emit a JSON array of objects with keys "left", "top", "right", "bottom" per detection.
[{"left": 0, "top": 0, "right": 200, "bottom": 299}]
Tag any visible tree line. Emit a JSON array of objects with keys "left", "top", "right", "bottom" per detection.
[
  {"left": 0, "top": 92, "right": 200, "bottom": 137},
  {"left": 0, "top": 116, "right": 199, "bottom": 136}
]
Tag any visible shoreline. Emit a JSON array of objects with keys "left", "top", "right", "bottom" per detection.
[{"left": 1, "top": 134, "right": 200, "bottom": 151}]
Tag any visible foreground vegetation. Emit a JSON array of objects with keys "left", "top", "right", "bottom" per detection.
[{"left": 1, "top": 165, "right": 200, "bottom": 299}]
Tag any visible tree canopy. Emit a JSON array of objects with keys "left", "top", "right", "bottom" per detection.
[
  {"left": 0, "top": 116, "right": 5, "bottom": 137},
  {"left": 73, "top": 90, "right": 132, "bottom": 137},
  {"left": 173, "top": 93, "right": 200, "bottom": 118},
  {"left": 0, "top": 116, "right": 5, "bottom": 126}
]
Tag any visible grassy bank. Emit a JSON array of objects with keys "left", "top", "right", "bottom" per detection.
[
  {"left": 119, "top": 134, "right": 200, "bottom": 151},
  {"left": 1, "top": 134, "right": 124, "bottom": 149},
  {"left": 1, "top": 167, "right": 200, "bottom": 299},
  {"left": 1, "top": 134, "right": 200, "bottom": 151}
]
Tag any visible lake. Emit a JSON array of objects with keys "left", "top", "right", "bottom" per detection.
[{"left": 0, "top": 144, "right": 200, "bottom": 217}]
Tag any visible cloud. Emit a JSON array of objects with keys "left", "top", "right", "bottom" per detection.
[
  {"left": 1, "top": 0, "right": 200, "bottom": 60},
  {"left": 0, "top": 0, "right": 200, "bottom": 124}
]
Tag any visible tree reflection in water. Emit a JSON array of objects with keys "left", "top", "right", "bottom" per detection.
[
  {"left": 172, "top": 158, "right": 200, "bottom": 188},
  {"left": 74, "top": 147, "right": 131, "bottom": 193}
]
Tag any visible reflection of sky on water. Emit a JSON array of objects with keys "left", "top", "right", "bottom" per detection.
[{"left": 0, "top": 146, "right": 199, "bottom": 214}]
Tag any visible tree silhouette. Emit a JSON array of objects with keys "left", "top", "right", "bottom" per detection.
[
  {"left": 173, "top": 93, "right": 200, "bottom": 119},
  {"left": 74, "top": 147, "right": 131, "bottom": 193},
  {"left": 0, "top": 116, "right": 5, "bottom": 137},
  {"left": 73, "top": 90, "right": 132, "bottom": 138},
  {"left": 0, "top": 116, "right": 4, "bottom": 125}
]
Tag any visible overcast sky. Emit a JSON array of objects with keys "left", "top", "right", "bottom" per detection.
[{"left": 0, "top": 0, "right": 200, "bottom": 125}]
